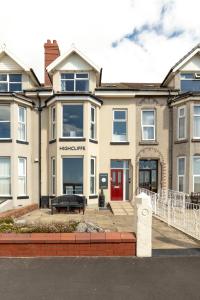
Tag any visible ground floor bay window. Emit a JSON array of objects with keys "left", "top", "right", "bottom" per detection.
[
  {"left": 62, "top": 157, "right": 83, "bottom": 195},
  {"left": 193, "top": 156, "right": 200, "bottom": 192},
  {"left": 0, "top": 157, "right": 11, "bottom": 196}
]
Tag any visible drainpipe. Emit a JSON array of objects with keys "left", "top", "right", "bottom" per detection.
[
  {"left": 168, "top": 90, "right": 173, "bottom": 189},
  {"left": 36, "top": 93, "right": 42, "bottom": 207}
]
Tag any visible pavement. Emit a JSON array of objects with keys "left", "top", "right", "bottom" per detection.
[
  {"left": 19, "top": 209, "right": 200, "bottom": 251},
  {"left": 0, "top": 257, "right": 200, "bottom": 300}
]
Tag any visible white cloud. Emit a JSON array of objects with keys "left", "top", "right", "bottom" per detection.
[{"left": 0, "top": 0, "right": 200, "bottom": 83}]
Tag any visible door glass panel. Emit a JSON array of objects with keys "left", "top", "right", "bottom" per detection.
[
  {"left": 112, "top": 172, "right": 116, "bottom": 184},
  {"left": 118, "top": 171, "right": 122, "bottom": 184}
]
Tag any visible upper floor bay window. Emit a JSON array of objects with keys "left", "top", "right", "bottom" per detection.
[
  {"left": 18, "top": 157, "right": 27, "bottom": 196},
  {"left": 180, "top": 73, "right": 200, "bottom": 92},
  {"left": 193, "top": 105, "right": 200, "bottom": 139},
  {"left": 141, "top": 110, "right": 155, "bottom": 140},
  {"left": 177, "top": 157, "right": 186, "bottom": 192},
  {"left": 90, "top": 106, "right": 96, "bottom": 140},
  {"left": 61, "top": 73, "right": 89, "bottom": 92},
  {"left": 0, "top": 157, "right": 11, "bottom": 196},
  {"left": 112, "top": 110, "right": 127, "bottom": 142},
  {"left": 62, "top": 105, "right": 83, "bottom": 138},
  {"left": 18, "top": 106, "right": 26, "bottom": 141},
  {"left": 178, "top": 106, "right": 186, "bottom": 140},
  {"left": 51, "top": 106, "right": 56, "bottom": 140},
  {"left": 193, "top": 156, "right": 200, "bottom": 192},
  {"left": 0, "top": 105, "right": 10, "bottom": 139},
  {"left": 0, "top": 74, "right": 22, "bottom": 92}
]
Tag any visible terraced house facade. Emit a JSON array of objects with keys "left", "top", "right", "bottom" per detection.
[{"left": 0, "top": 40, "right": 200, "bottom": 210}]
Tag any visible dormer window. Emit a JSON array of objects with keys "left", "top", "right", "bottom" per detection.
[
  {"left": 180, "top": 73, "right": 200, "bottom": 92},
  {"left": 0, "top": 74, "right": 22, "bottom": 92},
  {"left": 61, "top": 73, "right": 89, "bottom": 92}
]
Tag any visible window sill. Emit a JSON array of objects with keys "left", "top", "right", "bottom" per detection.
[
  {"left": 49, "top": 139, "right": 56, "bottom": 144},
  {"left": 110, "top": 142, "right": 129, "bottom": 145},
  {"left": 16, "top": 140, "right": 29, "bottom": 145},
  {"left": 0, "top": 139, "right": 12, "bottom": 143},
  {"left": 17, "top": 196, "right": 29, "bottom": 199},
  {"left": 174, "top": 139, "right": 188, "bottom": 144},
  {"left": 89, "top": 139, "right": 98, "bottom": 144},
  {"left": 0, "top": 196, "right": 12, "bottom": 199},
  {"left": 89, "top": 195, "right": 98, "bottom": 199},
  {"left": 191, "top": 139, "right": 200, "bottom": 142},
  {"left": 139, "top": 141, "right": 158, "bottom": 145},
  {"left": 59, "top": 138, "right": 86, "bottom": 142}
]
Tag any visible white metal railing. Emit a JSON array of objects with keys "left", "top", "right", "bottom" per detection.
[{"left": 137, "top": 187, "right": 200, "bottom": 240}]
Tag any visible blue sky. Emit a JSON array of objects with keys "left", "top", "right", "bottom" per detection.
[{"left": 0, "top": 0, "right": 199, "bottom": 83}]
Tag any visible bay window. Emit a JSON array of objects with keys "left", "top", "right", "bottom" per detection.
[
  {"left": 90, "top": 106, "right": 96, "bottom": 140},
  {"left": 61, "top": 73, "right": 89, "bottom": 92},
  {"left": 0, "top": 105, "right": 10, "bottom": 139},
  {"left": 62, "top": 105, "right": 83, "bottom": 138},
  {"left": 18, "top": 106, "right": 26, "bottom": 141},
  {"left": 90, "top": 157, "right": 96, "bottom": 195},
  {"left": 0, "top": 157, "right": 11, "bottom": 196},
  {"left": 112, "top": 109, "right": 127, "bottom": 142},
  {"left": 178, "top": 106, "right": 186, "bottom": 139},
  {"left": 193, "top": 105, "right": 200, "bottom": 139},
  {"left": 177, "top": 157, "right": 185, "bottom": 192},
  {"left": 193, "top": 157, "right": 200, "bottom": 192},
  {"left": 51, "top": 157, "right": 56, "bottom": 195},
  {"left": 141, "top": 110, "right": 155, "bottom": 140},
  {"left": 0, "top": 74, "right": 22, "bottom": 92},
  {"left": 18, "top": 157, "right": 27, "bottom": 196},
  {"left": 51, "top": 106, "right": 56, "bottom": 140}
]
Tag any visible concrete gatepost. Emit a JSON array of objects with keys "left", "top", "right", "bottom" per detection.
[{"left": 134, "top": 192, "right": 152, "bottom": 257}]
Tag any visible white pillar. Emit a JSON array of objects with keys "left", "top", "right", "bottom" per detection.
[{"left": 134, "top": 192, "right": 152, "bottom": 257}]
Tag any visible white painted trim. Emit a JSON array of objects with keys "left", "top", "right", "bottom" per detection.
[
  {"left": 173, "top": 48, "right": 200, "bottom": 72},
  {"left": 141, "top": 109, "right": 156, "bottom": 141},
  {"left": 112, "top": 109, "right": 128, "bottom": 142},
  {"left": 46, "top": 96, "right": 102, "bottom": 107},
  {"left": 0, "top": 49, "right": 30, "bottom": 71},
  {"left": 177, "top": 106, "right": 186, "bottom": 140}
]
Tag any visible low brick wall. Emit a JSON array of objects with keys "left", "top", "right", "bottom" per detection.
[
  {"left": 0, "top": 232, "right": 136, "bottom": 257},
  {"left": 0, "top": 204, "right": 38, "bottom": 219}
]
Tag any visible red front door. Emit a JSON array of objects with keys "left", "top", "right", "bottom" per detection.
[{"left": 111, "top": 169, "right": 123, "bottom": 201}]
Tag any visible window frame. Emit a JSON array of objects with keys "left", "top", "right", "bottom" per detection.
[
  {"left": 18, "top": 157, "right": 27, "bottom": 196},
  {"left": 90, "top": 157, "right": 96, "bottom": 195},
  {"left": 60, "top": 72, "right": 89, "bottom": 92},
  {"left": 177, "top": 106, "right": 186, "bottom": 140},
  {"left": 61, "top": 104, "right": 84, "bottom": 138},
  {"left": 51, "top": 157, "right": 56, "bottom": 195},
  {"left": 112, "top": 109, "right": 128, "bottom": 142},
  {"left": 141, "top": 109, "right": 156, "bottom": 141},
  {"left": 193, "top": 156, "right": 200, "bottom": 192},
  {"left": 51, "top": 106, "right": 56, "bottom": 140},
  {"left": 90, "top": 105, "right": 96, "bottom": 140},
  {"left": 193, "top": 104, "right": 200, "bottom": 139},
  {"left": 177, "top": 156, "right": 186, "bottom": 192},
  {"left": 0, "top": 157, "right": 11, "bottom": 196},
  {"left": 0, "top": 104, "right": 11, "bottom": 140},
  {"left": 0, "top": 73, "right": 22, "bottom": 92},
  {"left": 18, "top": 106, "right": 27, "bottom": 142}
]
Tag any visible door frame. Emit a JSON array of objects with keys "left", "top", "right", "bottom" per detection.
[
  {"left": 110, "top": 160, "right": 129, "bottom": 201},
  {"left": 111, "top": 169, "right": 123, "bottom": 201},
  {"left": 139, "top": 159, "right": 158, "bottom": 193}
]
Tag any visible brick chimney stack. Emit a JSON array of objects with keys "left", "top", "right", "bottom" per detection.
[{"left": 44, "top": 39, "right": 60, "bottom": 86}]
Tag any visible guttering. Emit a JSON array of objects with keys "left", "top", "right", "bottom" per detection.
[{"left": 45, "top": 92, "right": 103, "bottom": 105}]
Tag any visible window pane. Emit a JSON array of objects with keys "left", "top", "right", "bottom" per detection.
[
  {"left": 194, "top": 106, "right": 200, "bottom": 115},
  {"left": 90, "top": 124, "right": 95, "bottom": 139},
  {"left": 0, "top": 83, "right": 8, "bottom": 92},
  {"left": 193, "top": 157, "right": 200, "bottom": 175},
  {"left": 179, "top": 176, "right": 184, "bottom": 192},
  {"left": 111, "top": 160, "right": 124, "bottom": 169},
  {"left": 75, "top": 80, "right": 89, "bottom": 91},
  {"left": 61, "top": 73, "right": 74, "bottom": 79},
  {"left": 181, "top": 73, "right": 193, "bottom": 79},
  {"left": 63, "top": 105, "right": 83, "bottom": 137},
  {"left": 194, "top": 116, "right": 200, "bottom": 137},
  {"left": 18, "top": 123, "right": 25, "bottom": 141},
  {"left": 0, "top": 106, "right": 10, "bottom": 121},
  {"left": 76, "top": 73, "right": 88, "bottom": 79},
  {"left": 0, "top": 123, "right": 10, "bottom": 139},
  {"left": 114, "top": 111, "right": 126, "bottom": 120},
  {"left": 63, "top": 158, "right": 83, "bottom": 194},
  {"left": 91, "top": 159, "right": 94, "bottom": 175},
  {"left": 194, "top": 176, "right": 200, "bottom": 192},
  {"left": 0, "top": 178, "right": 10, "bottom": 195},
  {"left": 178, "top": 158, "right": 185, "bottom": 175},
  {"left": 179, "top": 108, "right": 185, "bottom": 117},
  {"left": 143, "top": 127, "right": 154, "bottom": 140},
  {"left": 0, "top": 158, "right": 10, "bottom": 177},
  {"left": 9, "top": 83, "right": 22, "bottom": 92},
  {"left": 91, "top": 107, "right": 95, "bottom": 122},
  {"left": 181, "top": 80, "right": 200, "bottom": 92},
  {"left": 0, "top": 74, "right": 7, "bottom": 81},
  {"left": 142, "top": 111, "right": 154, "bottom": 125},
  {"left": 19, "top": 107, "right": 25, "bottom": 122},
  {"left": 19, "top": 159, "right": 26, "bottom": 176},
  {"left": 113, "top": 121, "right": 127, "bottom": 141},
  {"left": 18, "top": 178, "right": 26, "bottom": 195},
  {"left": 90, "top": 177, "right": 95, "bottom": 194},
  {"left": 179, "top": 118, "right": 185, "bottom": 139},
  {"left": 9, "top": 74, "right": 21, "bottom": 82},
  {"left": 61, "top": 80, "right": 74, "bottom": 91}
]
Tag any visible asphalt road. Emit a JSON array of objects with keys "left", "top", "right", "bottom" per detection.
[{"left": 0, "top": 257, "right": 200, "bottom": 300}]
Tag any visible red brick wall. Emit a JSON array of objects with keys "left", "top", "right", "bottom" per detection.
[
  {"left": 44, "top": 39, "right": 60, "bottom": 86},
  {"left": 0, "top": 204, "right": 38, "bottom": 219},
  {"left": 0, "top": 232, "right": 136, "bottom": 257}
]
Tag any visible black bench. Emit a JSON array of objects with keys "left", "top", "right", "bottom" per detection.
[
  {"left": 190, "top": 192, "right": 200, "bottom": 205},
  {"left": 51, "top": 195, "right": 86, "bottom": 215}
]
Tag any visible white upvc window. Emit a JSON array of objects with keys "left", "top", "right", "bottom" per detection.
[
  {"left": 193, "top": 156, "right": 200, "bottom": 192},
  {"left": 51, "top": 106, "right": 56, "bottom": 140},
  {"left": 18, "top": 157, "right": 27, "bottom": 196},
  {"left": 0, "top": 74, "right": 22, "bottom": 92},
  {"left": 0, "top": 157, "right": 11, "bottom": 196},
  {"left": 18, "top": 106, "right": 26, "bottom": 141},
  {"left": 51, "top": 157, "right": 56, "bottom": 195},
  {"left": 177, "top": 157, "right": 186, "bottom": 192},
  {"left": 112, "top": 109, "right": 127, "bottom": 142},
  {"left": 90, "top": 157, "right": 96, "bottom": 195},
  {"left": 141, "top": 109, "right": 155, "bottom": 141},
  {"left": 193, "top": 105, "right": 200, "bottom": 139},
  {"left": 0, "top": 105, "right": 10, "bottom": 139},
  {"left": 61, "top": 73, "right": 89, "bottom": 92},
  {"left": 177, "top": 106, "right": 186, "bottom": 140},
  {"left": 90, "top": 105, "right": 96, "bottom": 140}
]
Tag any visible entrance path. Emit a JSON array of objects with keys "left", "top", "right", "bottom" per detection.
[
  {"left": 109, "top": 201, "right": 134, "bottom": 215},
  {"left": 19, "top": 209, "right": 200, "bottom": 251}
]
